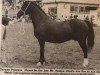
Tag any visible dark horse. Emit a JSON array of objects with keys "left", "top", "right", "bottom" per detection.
[{"left": 17, "top": 1, "right": 94, "bottom": 67}]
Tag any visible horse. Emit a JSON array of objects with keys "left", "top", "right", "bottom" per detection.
[{"left": 17, "top": 1, "right": 95, "bottom": 67}]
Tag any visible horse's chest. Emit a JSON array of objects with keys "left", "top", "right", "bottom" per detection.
[{"left": 34, "top": 27, "right": 47, "bottom": 39}]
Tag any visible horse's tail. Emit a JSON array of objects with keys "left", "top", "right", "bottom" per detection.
[
  {"left": 85, "top": 20, "right": 95, "bottom": 52},
  {"left": 3, "top": 26, "right": 7, "bottom": 40}
]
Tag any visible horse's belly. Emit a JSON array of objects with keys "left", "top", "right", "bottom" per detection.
[
  {"left": 45, "top": 34, "right": 72, "bottom": 43},
  {"left": 46, "top": 39, "right": 70, "bottom": 43}
]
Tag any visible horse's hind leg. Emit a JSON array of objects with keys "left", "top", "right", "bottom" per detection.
[
  {"left": 78, "top": 40, "right": 88, "bottom": 67},
  {"left": 36, "top": 40, "right": 45, "bottom": 67}
]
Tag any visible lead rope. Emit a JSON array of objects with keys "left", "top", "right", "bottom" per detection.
[
  {"left": 19, "top": 2, "right": 31, "bottom": 35},
  {"left": 19, "top": 15, "right": 26, "bottom": 35}
]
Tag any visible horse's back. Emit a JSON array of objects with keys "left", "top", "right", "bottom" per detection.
[{"left": 69, "top": 19, "right": 88, "bottom": 30}]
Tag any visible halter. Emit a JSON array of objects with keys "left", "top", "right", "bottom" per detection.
[
  {"left": 19, "top": 2, "right": 31, "bottom": 35},
  {"left": 20, "top": 2, "right": 31, "bottom": 15}
]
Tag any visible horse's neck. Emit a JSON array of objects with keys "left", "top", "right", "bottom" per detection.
[{"left": 29, "top": 7, "right": 51, "bottom": 28}]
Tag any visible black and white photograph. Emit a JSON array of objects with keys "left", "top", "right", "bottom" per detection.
[{"left": 1, "top": 0, "right": 100, "bottom": 74}]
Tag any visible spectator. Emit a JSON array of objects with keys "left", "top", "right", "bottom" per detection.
[
  {"left": 74, "top": 15, "right": 78, "bottom": 19},
  {"left": 90, "top": 16, "right": 95, "bottom": 24},
  {"left": 6, "top": 0, "right": 13, "bottom": 5},
  {"left": 65, "top": 16, "right": 67, "bottom": 21},
  {"left": 5, "top": 1, "right": 10, "bottom": 6},
  {"left": 85, "top": 16, "right": 89, "bottom": 21},
  {"left": 82, "top": 15, "right": 86, "bottom": 20},
  {"left": 69, "top": 14, "right": 73, "bottom": 19}
]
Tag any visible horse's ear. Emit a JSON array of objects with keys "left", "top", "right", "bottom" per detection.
[
  {"left": 24, "top": 1, "right": 29, "bottom": 3},
  {"left": 31, "top": 1, "right": 35, "bottom": 4},
  {"left": 27, "top": 1, "right": 30, "bottom": 2},
  {"left": 23, "top": 1, "right": 30, "bottom": 5},
  {"left": 23, "top": 0, "right": 26, "bottom": 2}
]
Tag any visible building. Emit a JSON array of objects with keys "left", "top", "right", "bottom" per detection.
[{"left": 42, "top": 0, "right": 100, "bottom": 26}]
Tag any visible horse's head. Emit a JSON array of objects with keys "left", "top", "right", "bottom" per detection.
[{"left": 17, "top": 1, "right": 31, "bottom": 18}]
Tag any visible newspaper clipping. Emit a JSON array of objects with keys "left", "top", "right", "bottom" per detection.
[{"left": 1, "top": 0, "right": 100, "bottom": 75}]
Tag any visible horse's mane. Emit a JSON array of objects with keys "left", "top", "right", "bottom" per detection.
[{"left": 30, "top": 1, "right": 47, "bottom": 16}]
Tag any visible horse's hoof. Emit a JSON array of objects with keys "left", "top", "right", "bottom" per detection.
[
  {"left": 82, "top": 58, "right": 88, "bottom": 67},
  {"left": 36, "top": 62, "right": 42, "bottom": 67},
  {"left": 36, "top": 62, "right": 45, "bottom": 67}
]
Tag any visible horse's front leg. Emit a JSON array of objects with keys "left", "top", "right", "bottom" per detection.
[{"left": 36, "top": 40, "right": 45, "bottom": 67}]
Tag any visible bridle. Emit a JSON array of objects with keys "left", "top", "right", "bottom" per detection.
[
  {"left": 19, "top": 2, "right": 31, "bottom": 35},
  {"left": 20, "top": 2, "right": 31, "bottom": 15}
]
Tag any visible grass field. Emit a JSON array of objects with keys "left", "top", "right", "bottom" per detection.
[{"left": 1, "top": 22, "right": 100, "bottom": 70}]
